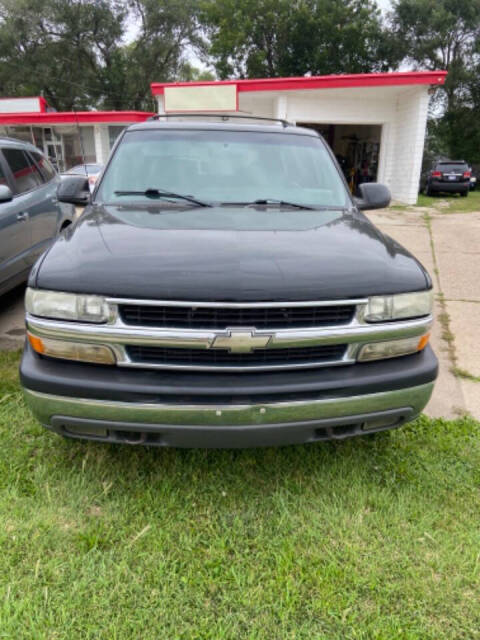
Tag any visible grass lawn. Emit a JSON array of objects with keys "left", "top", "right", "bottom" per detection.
[
  {"left": 406, "top": 189, "right": 480, "bottom": 213},
  {"left": 417, "top": 189, "right": 480, "bottom": 212},
  {"left": 1, "top": 350, "right": 480, "bottom": 639}
]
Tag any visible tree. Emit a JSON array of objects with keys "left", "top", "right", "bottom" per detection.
[
  {"left": 118, "top": 0, "right": 203, "bottom": 110},
  {"left": 200, "top": 0, "right": 399, "bottom": 79},
  {"left": 390, "top": 0, "right": 480, "bottom": 163},
  {"left": 0, "top": 0, "right": 203, "bottom": 111},
  {"left": 0, "top": 0, "right": 125, "bottom": 110}
]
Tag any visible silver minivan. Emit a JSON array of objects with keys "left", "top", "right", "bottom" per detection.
[{"left": 0, "top": 138, "right": 74, "bottom": 296}]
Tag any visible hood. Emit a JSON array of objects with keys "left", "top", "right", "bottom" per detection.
[{"left": 32, "top": 204, "right": 430, "bottom": 300}]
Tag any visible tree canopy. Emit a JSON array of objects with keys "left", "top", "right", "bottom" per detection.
[
  {"left": 0, "top": 0, "right": 203, "bottom": 111},
  {"left": 200, "top": 0, "right": 399, "bottom": 79},
  {"left": 0, "top": 0, "right": 402, "bottom": 110},
  {"left": 389, "top": 0, "right": 480, "bottom": 164}
]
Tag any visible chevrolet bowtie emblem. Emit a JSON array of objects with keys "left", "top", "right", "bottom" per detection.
[{"left": 210, "top": 329, "right": 272, "bottom": 353}]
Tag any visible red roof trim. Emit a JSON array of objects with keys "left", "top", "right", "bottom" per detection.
[
  {"left": 151, "top": 71, "right": 447, "bottom": 95},
  {"left": 0, "top": 110, "right": 154, "bottom": 125}
]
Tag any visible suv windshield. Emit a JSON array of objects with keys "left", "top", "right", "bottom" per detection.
[{"left": 97, "top": 129, "right": 348, "bottom": 208}]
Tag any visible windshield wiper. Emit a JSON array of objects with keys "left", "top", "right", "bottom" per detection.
[
  {"left": 225, "top": 199, "right": 349, "bottom": 211},
  {"left": 223, "top": 198, "right": 316, "bottom": 210},
  {"left": 114, "top": 188, "right": 211, "bottom": 207}
]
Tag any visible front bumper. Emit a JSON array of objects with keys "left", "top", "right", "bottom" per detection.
[
  {"left": 21, "top": 343, "right": 438, "bottom": 448},
  {"left": 24, "top": 383, "right": 434, "bottom": 448}
]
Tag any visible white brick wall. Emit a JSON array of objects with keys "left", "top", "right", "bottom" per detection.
[
  {"left": 383, "top": 88, "right": 430, "bottom": 204},
  {"left": 93, "top": 125, "right": 111, "bottom": 164}
]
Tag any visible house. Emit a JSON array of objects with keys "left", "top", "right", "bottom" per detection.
[
  {"left": 0, "top": 96, "right": 153, "bottom": 171},
  {"left": 0, "top": 70, "right": 447, "bottom": 204},
  {"left": 151, "top": 71, "right": 447, "bottom": 204}
]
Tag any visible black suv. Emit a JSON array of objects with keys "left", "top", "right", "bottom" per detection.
[
  {"left": 20, "top": 116, "right": 437, "bottom": 448},
  {"left": 423, "top": 160, "right": 470, "bottom": 197}
]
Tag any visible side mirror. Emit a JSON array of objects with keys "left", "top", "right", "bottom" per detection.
[
  {"left": 57, "top": 175, "right": 90, "bottom": 205},
  {"left": 355, "top": 183, "right": 391, "bottom": 211},
  {"left": 0, "top": 184, "right": 13, "bottom": 203}
]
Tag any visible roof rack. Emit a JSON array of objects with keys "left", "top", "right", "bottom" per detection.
[{"left": 147, "top": 113, "right": 292, "bottom": 128}]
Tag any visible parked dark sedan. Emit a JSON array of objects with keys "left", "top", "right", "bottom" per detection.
[
  {"left": 21, "top": 117, "right": 437, "bottom": 448},
  {"left": 423, "top": 160, "right": 470, "bottom": 197},
  {"left": 0, "top": 138, "right": 74, "bottom": 296}
]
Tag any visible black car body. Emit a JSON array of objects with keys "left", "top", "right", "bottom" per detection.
[
  {"left": 20, "top": 119, "right": 437, "bottom": 448},
  {"left": 423, "top": 160, "right": 470, "bottom": 196}
]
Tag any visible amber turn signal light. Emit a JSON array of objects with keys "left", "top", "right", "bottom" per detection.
[
  {"left": 27, "top": 333, "right": 45, "bottom": 354},
  {"left": 27, "top": 332, "right": 116, "bottom": 365},
  {"left": 417, "top": 333, "right": 430, "bottom": 351}
]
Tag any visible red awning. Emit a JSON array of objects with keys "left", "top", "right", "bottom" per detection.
[
  {"left": 0, "top": 110, "right": 154, "bottom": 126},
  {"left": 151, "top": 71, "right": 447, "bottom": 95}
]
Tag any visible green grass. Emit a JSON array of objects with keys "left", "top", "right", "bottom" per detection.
[
  {"left": 1, "top": 351, "right": 480, "bottom": 639},
  {"left": 453, "top": 367, "right": 480, "bottom": 383},
  {"left": 389, "top": 189, "right": 480, "bottom": 213},
  {"left": 416, "top": 189, "right": 480, "bottom": 212}
]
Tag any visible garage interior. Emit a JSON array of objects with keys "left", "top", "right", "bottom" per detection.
[{"left": 299, "top": 123, "right": 382, "bottom": 193}]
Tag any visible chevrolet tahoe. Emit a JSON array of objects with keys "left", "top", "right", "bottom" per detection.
[{"left": 20, "top": 116, "right": 437, "bottom": 447}]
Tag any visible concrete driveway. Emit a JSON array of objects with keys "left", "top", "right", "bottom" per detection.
[
  {"left": 1, "top": 208, "right": 479, "bottom": 420},
  {"left": 367, "top": 207, "right": 480, "bottom": 420},
  {"left": 0, "top": 284, "right": 25, "bottom": 350}
]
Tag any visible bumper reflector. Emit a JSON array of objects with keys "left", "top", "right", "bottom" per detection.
[{"left": 27, "top": 332, "right": 116, "bottom": 365}]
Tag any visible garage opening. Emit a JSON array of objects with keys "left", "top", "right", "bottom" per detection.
[{"left": 298, "top": 123, "right": 381, "bottom": 193}]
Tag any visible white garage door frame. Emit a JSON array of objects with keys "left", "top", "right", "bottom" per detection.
[{"left": 293, "top": 118, "right": 386, "bottom": 186}]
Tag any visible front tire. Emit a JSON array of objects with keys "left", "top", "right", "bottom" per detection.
[{"left": 460, "top": 191, "right": 468, "bottom": 198}]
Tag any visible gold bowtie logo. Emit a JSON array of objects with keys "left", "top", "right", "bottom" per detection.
[{"left": 209, "top": 329, "right": 272, "bottom": 354}]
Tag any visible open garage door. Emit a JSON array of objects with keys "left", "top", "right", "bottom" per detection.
[{"left": 299, "top": 123, "right": 381, "bottom": 194}]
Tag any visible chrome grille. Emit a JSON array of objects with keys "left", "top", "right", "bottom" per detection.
[
  {"left": 126, "top": 344, "right": 347, "bottom": 368},
  {"left": 27, "top": 299, "right": 433, "bottom": 374},
  {"left": 119, "top": 303, "right": 355, "bottom": 329}
]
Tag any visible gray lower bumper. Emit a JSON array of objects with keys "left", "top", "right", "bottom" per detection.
[
  {"left": 23, "top": 382, "right": 434, "bottom": 448},
  {"left": 430, "top": 182, "right": 469, "bottom": 193}
]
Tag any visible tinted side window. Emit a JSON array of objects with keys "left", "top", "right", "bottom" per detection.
[
  {"left": 3, "top": 148, "right": 43, "bottom": 194},
  {"left": 30, "top": 151, "right": 57, "bottom": 182},
  {"left": 0, "top": 158, "right": 8, "bottom": 187}
]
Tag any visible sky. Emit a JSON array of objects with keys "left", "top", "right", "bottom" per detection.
[{"left": 377, "top": 0, "right": 392, "bottom": 11}]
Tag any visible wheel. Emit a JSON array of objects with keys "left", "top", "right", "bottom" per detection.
[
  {"left": 460, "top": 191, "right": 468, "bottom": 197},
  {"left": 425, "top": 184, "right": 432, "bottom": 196}
]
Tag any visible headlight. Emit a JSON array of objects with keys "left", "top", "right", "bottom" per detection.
[
  {"left": 365, "top": 290, "right": 433, "bottom": 322},
  {"left": 25, "top": 288, "right": 110, "bottom": 323}
]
